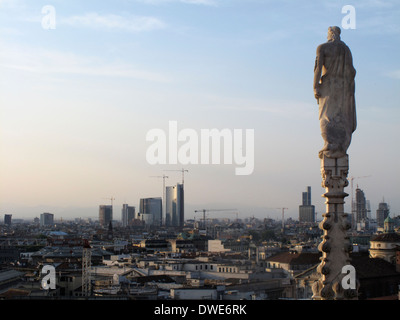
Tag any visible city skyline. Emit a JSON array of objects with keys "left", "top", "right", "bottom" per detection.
[
  {"left": 1, "top": 183, "right": 391, "bottom": 223},
  {"left": 1, "top": 0, "right": 399, "bottom": 221}
]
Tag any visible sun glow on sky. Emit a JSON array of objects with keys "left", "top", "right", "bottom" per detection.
[{"left": 1, "top": 0, "right": 399, "bottom": 220}]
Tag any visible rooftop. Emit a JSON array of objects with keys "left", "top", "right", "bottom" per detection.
[
  {"left": 265, "top": 251, "right": 320, "bottom": 265},
  {"left": 351, "top": 252, "right": 400, "bottom": 278},
  {"left": 370, "top": 232, "right": 400, "bottom": 243},
  {"left": 0, "top": 270, "right": 25, "bottom": 283},
  {"left": 294, "top": 252, "right": 400, "bottom": 280}
]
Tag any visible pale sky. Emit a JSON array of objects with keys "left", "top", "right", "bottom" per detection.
[{"left": 0, "top": 0, "right": 399, "bottom": 221}]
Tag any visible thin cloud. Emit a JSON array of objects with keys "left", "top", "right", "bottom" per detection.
[
  {"left": 385, "top": 70, "right": 400, "bottom": 80},
  {"left": 178, "top": 0, "right": 218, "bottom": 5},
  {"left": 199, "top": 94, "right": 315, "bottom": 120},
  {"left": 0, "top": 0, "right": 25, "bottom": 8},
  {"left": 0, "top": 42, "right": 171, "bottom": 83},
  {"left": 135, "top": 0, "right": 218, "bottom": 6},
  {"left": 60, "top": 12, "right": 167, "bottom": 32}
]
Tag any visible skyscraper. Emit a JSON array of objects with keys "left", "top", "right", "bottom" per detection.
[
  {"left": 139, "top": 198, "right": 162, "bottom": 227},
  {"left": 40, "top": 212, "right": 54, "bottom": 227},
  {"left": 4, "top": 214, "right": 12, "bottom": 226},
  {"left": 299, "top": 186, "right": 315, "bottom": 223},
  {"left": 376, "top": 200, "right": 390, "bottom": 228},
  {"left": 99, "top": 205, "right": 112, "bottom": 227},
  {"left": 165, "top": 183, "right": 184, "bottom": 228},
  {"left": 303, "top": 186, "right": 312, "bottom": 206},
  {"left": 121, "top": 204, "right": 135, "bottom": 227},
  {"left": 354, "top": 188, "right": 370, "bottom": 230}
]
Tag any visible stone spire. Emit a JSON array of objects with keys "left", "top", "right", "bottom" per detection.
[
  {"left": 312, "top": 27, "right": 359, "bottom": 300},
  {"left": 312, "top": 156, "right": 358, "bottom": 299}
]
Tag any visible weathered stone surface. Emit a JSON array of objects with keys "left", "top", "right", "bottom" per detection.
[
  {"left": 312, "top": 27, "right": 359, "bottom": 300},
  {"left": 314, "top": 26, "right": 357, "bottom": 159},
  {"left": 312, "top": 155, "right": 358, "bottom": 300}
]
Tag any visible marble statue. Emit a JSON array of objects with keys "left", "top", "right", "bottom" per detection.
[
  {"left": 314, "top": 26, "right": 357, "bottom": 159},
  {"left": 312, "top": 27, "right": 359, "bottom": 300}
]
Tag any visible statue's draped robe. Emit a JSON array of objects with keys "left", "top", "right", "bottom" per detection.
[{"left": 315, "top": 40, "right": 356, "bottom": 159}]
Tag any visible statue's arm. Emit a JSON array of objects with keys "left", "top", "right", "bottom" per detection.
[{"left": 313, "top": 45, "right": 324, "bottom": 100}]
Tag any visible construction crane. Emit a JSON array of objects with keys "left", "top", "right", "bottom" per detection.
[
  {"left": 102, "top": 197, "right": 115, "bottom": 207},
  {"left": 150, "top": 174, "right": 169, "bottom": 193},
  {"left": 277, "top": 208, "right": 288, "bottom": 231},
  {"left": 264, "top": 207, "right": 288, "bottom": 226},
  {"left": 194, "top": 209, "right": 237, "bottom": 230},
  {"left": 164, "top": 168, "right": 189, "bottom": 185}
]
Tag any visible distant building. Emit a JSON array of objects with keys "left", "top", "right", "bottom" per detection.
[
  {"left": 369, "top": 215, "right": 400, "bottom": 265},
  {"left": 4, "top": 214, "right": 12, "bottom": 226},
  {"left": 139, "top": 197, "right": 162, "bottom": 227},
  {"left": 40, "top": 213, "right": 54, "bottom": 227},
  {"left": 376, "top": 201, "right": 390, "bottom": 228},
  {"left": 208, "top": 240, "right": 230, "bottom": 253},
  {"left": 99, "top": 205, "right": 112, "bottom": 227},
  {"left": 384, "top": 215, "right": 395, "bottom": 233},
  {"left": 266, "top": 251, "right": 320, "bottom": 276},
  {"left": 299, "top": 186, "right": 315, "bottom": 223},
  {"left": 303, "top": 187, "right": 312, "bottom": 206},
  {"left": 121, "top": 204, "right": 135, "bottom": 227},
  {"left": 165, "top": 184, "right": 184, "bottom": 227},
  {"left": 354, "top": 188, "right": 371, "bottom": 230},
  {"left": 140, "top": 238, "right": 169, "bottom": 252}
]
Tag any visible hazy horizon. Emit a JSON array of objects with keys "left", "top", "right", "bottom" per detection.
[{"left": 1, "top": 0, "right": 399, "bottom": 222}]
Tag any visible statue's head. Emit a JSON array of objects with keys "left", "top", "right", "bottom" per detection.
[{"left": 327, "top": 26, "right": 341, "bottom": 41}]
